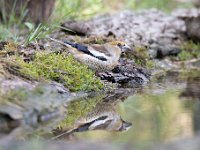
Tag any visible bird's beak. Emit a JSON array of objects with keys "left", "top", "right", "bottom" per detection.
[
  {"left": 119, "top": 119, "right": 132, "bottom": 131},
  {"left": 121, "top": 44, "right": 131, "bottom": 53}
]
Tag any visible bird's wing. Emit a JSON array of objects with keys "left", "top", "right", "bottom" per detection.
[
  {"left": 88, "top": 119, "right": 112, "bottom": 130},
  {"left": 64, "top": 41, "right": 92, "bottom": 56},
  {"left": 64, "top": 41, "right": 108, "bottom": 61},
  {"left": 89, "top": 44, "right": 112, "bottom": 57}
]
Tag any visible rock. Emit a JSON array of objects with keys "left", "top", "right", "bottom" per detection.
[
  {"left": 192, "top": 59, "right": 200, "bottom": 68},
  {"left": 0, "top": 83, "right": 89, "bottom": 135},
  {"left": 0, "top": 60, "right": 89, "bottom": 135},
  {"left": 149, "top": 42, "right": 181, "bottom": 58},
  {"left": 62, "top": 9, "right": 185, "bottom": 58},
  {"left": 98, "top": 58, "right": 151, "bottom": 88},
  {"left": 173, "top": 8, "right": 200, "bottom": 41}
]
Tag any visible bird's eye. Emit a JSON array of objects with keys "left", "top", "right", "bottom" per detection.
[{"left": 117, "top": 43, "right": 121, "bottom": 47}]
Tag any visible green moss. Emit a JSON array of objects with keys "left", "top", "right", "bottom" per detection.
[
  {"left": 178, "top": 41, "right": 200, "bottom": 61},
  {"left": 58, "top": 94, "right": 104, "bottom": 129},
  {"left": 134, "top": 46, "right": 154, "bottom": 69},
  {"left": 128, "top": 45, "right": 154, "bottom": 69},
  {"left": 15, "top": 52, "right": 104, "bottom": 92},
  {"left": 146, "top": 60, "right": 155, "bottom": 69}
]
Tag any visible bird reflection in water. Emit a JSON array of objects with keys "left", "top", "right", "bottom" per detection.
[{"left": 52, "top": 101, "right": 132, "bottom": 140}]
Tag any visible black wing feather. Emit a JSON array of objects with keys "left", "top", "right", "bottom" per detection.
[{"left": 64, "top": 41, "right": 107, "bottom": 61}]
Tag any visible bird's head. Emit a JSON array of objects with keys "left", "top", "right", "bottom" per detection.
[
  {"left": 118, "top": 118, "right": 132, "bottom": 131},
  {"left": 110, "top": 41, "right": 131, "bottom": 53}
]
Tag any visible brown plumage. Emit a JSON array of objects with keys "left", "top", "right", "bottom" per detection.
[
  {"left": 74, "top": 102, "right": 132, "bottom": 132},
  {"left": 63, "top": 41, "right": 131, "bottom": 72}
]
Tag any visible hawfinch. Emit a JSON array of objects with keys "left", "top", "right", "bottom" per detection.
[
  {"left": 63, "top": 41, "right": 131, "bottom": 71},
  {"left": 74, "top": 102, "right": 132, "bottom": 132},
  {"left": 52, "top": 102, "right": 132, "bottom": 139}
]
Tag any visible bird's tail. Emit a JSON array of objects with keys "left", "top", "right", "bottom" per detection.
[
  {"left": 48, "top": 37, "right": 72, "bottom": 49},
  {"left": 64, "top": 41, "right": 77, "bottom": 48}
]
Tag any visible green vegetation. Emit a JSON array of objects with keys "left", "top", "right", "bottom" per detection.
[
  {"left": 24, "top": 23, "right": 52, "bottom": 44},
  {"left": 0, "top": 26, "right": 19, "bottom": 42},
  {"left": 54, "top": 0, "right": 193, "bottom": 20},
  {"left": 1, "top": 42, "right": 104, "bottom": 92},
  {"left": 178, "top": 40, "right": 200, "bottom": 61},
  {"left": 0, "top": 0, "right": 27, "bottom": 42},
  {"left": 0, "top": 0, "right": 194, "bottom": 42},
  {"left": 56, "top": 0, "right": 193, "bottom": 16},
  {"left": 58, "top": 94, "right": 104, "bottom": 129},
  {"left": 1, "top": 0, "right": 27, "bottom": 28},
  {"left": 127, "top": 45, "right": 154, "bottom": 69},
  {"left": 15, "top": 52, "right": 103, "bottom": 92},
  {"left": 54, "top": 0, "right": 103, "bottom": 20},
  {"left": 0, "top": 42, "right": 18, "bottom": 57},
  {"left": 126, "top": 0, "right": 193, "bottom": 12}
]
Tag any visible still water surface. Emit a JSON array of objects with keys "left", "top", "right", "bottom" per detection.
[{"left": 70, "top": 73, "right": 200, "bottom": 148}]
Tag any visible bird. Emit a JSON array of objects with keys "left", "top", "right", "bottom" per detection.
[
  {"left": 52, "top": 102, "right": 132, "bottom": 140},
  {"left": 62, "top": 40, "right": 131, "bottom": 71},
  {"left": 73, "top": 102, "right": 132, "bottom": 132}
]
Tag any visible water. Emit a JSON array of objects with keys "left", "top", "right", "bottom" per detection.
[
  {"left": 1, "top": 70, "right": 200, "bottom": 150},
  {"left": 60, "top": 71, "right": 200, "bottom": 148}
]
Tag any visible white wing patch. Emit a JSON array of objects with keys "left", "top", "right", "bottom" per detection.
[{"left": 88, "top": 47, "right": 109, "bottom": 59}]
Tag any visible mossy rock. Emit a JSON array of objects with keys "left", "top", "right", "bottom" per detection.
[
  {"left": 15, "top": 52, "right": 104, "bottom": 92},
  {"left": 126, "top": 45, "right": 154, "bottom": 69}
]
